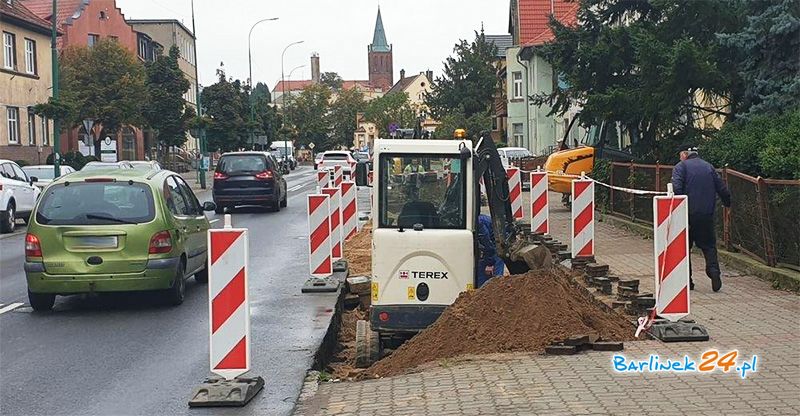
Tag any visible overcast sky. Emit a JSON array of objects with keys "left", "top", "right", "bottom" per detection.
[{"left": 117, "top": 0, "right": 508, "bottom": 91}]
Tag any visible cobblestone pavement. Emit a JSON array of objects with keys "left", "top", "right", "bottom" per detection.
[{"left": 294, "top": 193, "right": 800, "bottom": 415}]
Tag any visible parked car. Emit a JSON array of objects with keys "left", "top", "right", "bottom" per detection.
[
  {"left": 1, "top": 160, "right": 41, "bottom": 233},
  {"left": 128, "top": 160, "right": 162, "bottom": 171},
  {"left": 498, "top": 147, "right": 535, "bottom": 167},
  {"left": 24, "top": 169, "right": 216, "bottom": 311},
  {"left": 317, "top": 151, "right": 356, "bottom": 180},
  {"left": 212, "top": 152, "right": 287, "bottom": 214},
  {"left": 22, "top": 165, "right": 76, "bottom": 190},
  {"left": 82, "top": 161, "right": 135, "bottom": 170}
]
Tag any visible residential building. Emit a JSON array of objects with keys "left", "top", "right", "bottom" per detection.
[
  {"left": 23, "top": 0, "right": 145, "bottom": 160},
  {"left": 486, "top": 34, "right": 513, "bottom": 143},
  {"left": 0, "top": 0, "right": 57, "bottom": 164},
  {"left": 386, "top": 69, "right": 438, "bottom": 133},
  {"left": 127, "top": 19, "right": 199, "bottom": 154},
  {"left": 353, "top": 113, "right": 377, "bottom": 150},
  {"left": 506, "top": 0, "right": 580, "bottom": 155},
  {"left": 367, "top": 7, "right": 392, "bottom": 92}
]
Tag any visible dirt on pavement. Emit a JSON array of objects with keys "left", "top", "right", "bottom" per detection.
[{"left": 366, "top": 268, "right": 635, "bottom": 378}]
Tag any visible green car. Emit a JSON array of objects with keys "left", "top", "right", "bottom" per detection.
[{"left": 24, "top": 168, "right": 216, "bottom": 311}]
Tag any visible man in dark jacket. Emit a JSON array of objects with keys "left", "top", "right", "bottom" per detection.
[
  {"left": 671, "top": 149, "right": 731, "bottom": 292},
  {"left": 476, "top": 214, "right": 505, "bottom": 288}
]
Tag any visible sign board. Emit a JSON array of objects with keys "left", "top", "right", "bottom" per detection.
[
  {"left": 308, "top": 142, "right": 316, "bottom": 150},
  {"left": 100, "top": 137, "right": 117, "bottom": 162}
]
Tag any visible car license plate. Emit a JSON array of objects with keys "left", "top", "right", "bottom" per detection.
[{"left": 74, "top": 236, "right": 118, "bottom": 249}]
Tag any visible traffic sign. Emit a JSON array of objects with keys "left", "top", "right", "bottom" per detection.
[{"left": 308, "top": 142, "right": 316, "bottom": 149}]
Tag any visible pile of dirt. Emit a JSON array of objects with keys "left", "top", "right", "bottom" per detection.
[
  {"left": 328, "top": 307, "right": 366, "bottom": 379},
  {"left": 344, "top": 224, "right": 372, "bottom": 276},
  {"left": 366, "top": 268, "right": 635, "bottom": 378}
]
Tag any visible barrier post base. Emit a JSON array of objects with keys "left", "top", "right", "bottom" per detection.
[
  {"left": 649, "top": 319, "right": 710, "bottom": 342},
  {"left": 333, "top": 260, "right": 348, "bottom": 273},
  {"left": 188, "top": 376, "right": 264, "bottom": 407},
  {"left": 302, "top": 276, "right": 341, "bottom": 293}
]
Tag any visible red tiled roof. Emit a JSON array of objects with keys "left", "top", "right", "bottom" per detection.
[
  {"left": 21, "top": 0, "right": 84, "bottom": 27},
  {"left": 274, "top": 80, "right": 375, "bottom": 93},
  {"left": 1, "top": 0, "right": 56, "bottom": 33},
  {"left": 518, "top": 0, "right": 578, "bottom": 46}
]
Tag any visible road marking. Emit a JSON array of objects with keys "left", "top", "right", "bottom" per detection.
[
  {"left": 288, "top": 185, "right": 304, "bottom": 192},
  {"left": 210, "top": 219, "right": 220, "bottom": 224},
  {"left": 0, "top": 302, "right": 24, "bottom": 315}
]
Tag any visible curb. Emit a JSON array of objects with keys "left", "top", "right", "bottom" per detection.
[{"left": 599, "top": 212, "right": 800, "bottom": 293}]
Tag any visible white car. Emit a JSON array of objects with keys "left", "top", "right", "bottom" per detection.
[
  {"left": 0, "top": 160, "right": 42, "bottom": 233},
  {"left": 498, "top": 147, "right": 534, "bottom": 168},
  {"left": 318, "top": 151, "right": 356, "bottom": 179},
  {"left": 22, "top": 165, "right": 76, "bottom": 190}
]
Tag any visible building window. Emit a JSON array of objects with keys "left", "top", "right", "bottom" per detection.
[
  {"left": 512, "top": 123, "right": 523, "bottom": 147},
  {"left": 512, "top": 72, "right": 523, "bottom": 99},
  {"left": 7, "top": 107, "right": 20, "bottom": 144},
  {"left": 88, "top": 34, "right": 99, "bottom": 47},
  {"left": 3, "top": 32, "right": 16, "bottom": 70},
  {"left": 492, "top": 117, "right": 499, "bottom": 131},
  {"left": 24, "top": 38, "right": 36, "bottom": 74},
  {"left": 41, "top": 116, "right": 49, "bottom": 145},
  {"left": 27, "top": 112, "right": 36, "bottom": 145}
]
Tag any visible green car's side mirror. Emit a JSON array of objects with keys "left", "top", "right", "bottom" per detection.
[{"left": 202, "top": 201, "right": 217, "bottom": 212}]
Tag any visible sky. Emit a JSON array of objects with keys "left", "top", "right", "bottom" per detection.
[{"left": 116, "top": 0, "right": 509, "bottom": 92}]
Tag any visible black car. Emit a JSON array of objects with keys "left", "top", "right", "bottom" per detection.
[{"left": 212, "top": 152, "right": 287, "bottom": 213}]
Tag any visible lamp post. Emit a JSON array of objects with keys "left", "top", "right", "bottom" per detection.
[
  {"left": 51, "top": 0, "right": 60, "bottom": 179},
  {"left": 281, "top": 40, "right": 303, "bottom": 169},
  {"left": 190, "top": 0, "right": 210, "bottom": 189},
  {"left": 247, "top": 17, "right": 279, "bottom": 149}
]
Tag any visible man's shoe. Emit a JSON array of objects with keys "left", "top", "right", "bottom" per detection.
[{"left": 711, "top": 275, "right": 722, "bottom": 292}]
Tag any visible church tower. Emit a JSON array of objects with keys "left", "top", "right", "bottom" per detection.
[{"left": 368, "top": 7, "right": 393, "bottom": 91}]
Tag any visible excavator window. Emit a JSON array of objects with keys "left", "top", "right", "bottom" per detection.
[{"left": 378, "top": 154, "right": 466, "bottom": 230}]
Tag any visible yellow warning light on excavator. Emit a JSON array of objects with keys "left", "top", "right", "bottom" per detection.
[{"left": 453, "top": 129, "right": 467, "bottom": 139}]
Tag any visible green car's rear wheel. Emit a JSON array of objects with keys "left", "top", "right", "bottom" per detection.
[
  {"left": 165, "top": 262, "right": 186, "bottom": 306},
  {"left": 28, "top": 290, "right": 55, "bottom": 312}
]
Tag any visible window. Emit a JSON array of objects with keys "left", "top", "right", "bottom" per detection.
[
  {"left": 41, "top": 116, "right": 49, "bottom": 145},
  {"left": 88, "top": 34, "right": 99, "bottom": 47},
  {"left": 3, "top": 32, "right": 16, "bottom": 70},
  {"left": 512, "top": 72, "right": 523, "bottom": 99},
  {"left": 164, "top": 176, "right": 190, "bottom": 216},
  {"left": 378, "top": 154, "right": 466, "bottom": 230},
  {"left": 174, "top": 176, "right": 201, "bottom": 215},
  {"left": 7, "top": 107, "right": 20, "bottom": 144},
  {"left": 11, "top": 163, "right": 27, "bottom": 182},
  {"left": 512, "top": 123, "right": 523, "bottom": 147},
  {"left": 36, "top": 182, "right": 156, "bottom": 225},
  {"left": 27, "top": 112, "right": 36, "bottom": 145},
  {"left": 23, "top": 38, "right": 36, "bottom": 74}
]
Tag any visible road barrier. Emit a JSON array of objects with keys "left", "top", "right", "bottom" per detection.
[
  {"left": 207, "top": 216, "right": 251, "bottom": 380},
  {"left": 653, "top": 185, "right": 690, "bottom": 321},
  {"left": 333, "top": 165, "right": 343, "bottom": 187},
  {"left": 316, "top": 170, "right": 330, "bottom": 192},
  {"left": 307, "top": 195, "right": 333, "bottom": 277},
  {"left": 341, "top": 181, "right": 358, "bottom": 239},
  {"left": 189, "top": 215, "right": 262, "bottom": 407},
  {"left": 321, "top": 187, "right": 343, "bottom": 260},
  {"left": 571, "top": 175, "right": 595, "bottom": 259},
  {"left": 506, "top": 167, "right": 523, "bottom": 220},
  {"left": 530, "top": 170, "right": 549, "bottom": 234}
]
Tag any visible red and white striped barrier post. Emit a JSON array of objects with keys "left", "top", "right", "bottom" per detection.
[
  {"left": 506, "top": 167, "right": 523, "bottom": 220},
  {"left": 321, "top": 186, "right": 343, "bottom": 260},
  {"left": 316, "top": 170, "right": 330, "bottom": 192},
  {"left": 571, "top": 173, "right": 595, "bottom": 259},
  {"left": 307, "top": 195, "right": 333, "bottom": 277},
  {"left": 333, "top": 165, "right": 343, "bottom": 187},
  {"left": 341, "top": 181, "right": 358, "bottom": 240},
  {"left": 530, "top": 168, "right": 549, "bottom": 234},
  {"left": 653, "top": 184, "right": 690, "bottom": 321},
  {"left": 207, "top": 215, "right": 251, "bottom": 380}
]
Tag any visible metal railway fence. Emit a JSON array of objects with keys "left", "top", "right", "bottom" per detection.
[{"left": 597, "top": 161, "right": 799, "bottom": 270}]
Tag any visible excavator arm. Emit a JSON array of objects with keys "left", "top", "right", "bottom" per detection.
[{"left": 472, "top": 132, "right": 553, "bottom": 274}]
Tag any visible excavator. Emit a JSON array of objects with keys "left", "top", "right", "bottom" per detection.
[{"left": 353, "top": 129, "right": 551, "bottom": 366}]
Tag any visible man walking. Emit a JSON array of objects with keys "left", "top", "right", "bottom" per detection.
[{"left": 671, "top": 149, "right": 731, "bottom": 292}]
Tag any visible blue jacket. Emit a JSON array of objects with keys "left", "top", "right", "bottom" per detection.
[
  {"left": 477, "top": 214, "right": 496, "bottom": 260},
  {"left": 671, "top": 155, "right": 731, "bottom": 216}
]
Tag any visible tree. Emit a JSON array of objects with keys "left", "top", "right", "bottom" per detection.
[
  {"left": 251, "top": 82, "right": 272, "bottom": 103},
  {"left": 320, "top": 72, "right": 344, "bottom": 91},
  {"left": 426, "top": 30, "right": 497, "bottom": 127},
  {"left": 364, "top": 92, "right": 416, "bottom": 136},
  {"left": 329, "top": 87, "right": 365, "bottom": 148},
  {"left": 144, "top": 46, "right": 193, "bottom": 149},
  {"left": 55, "top": 39, "right": 148, "bottom": 156},
  {"left": 201, "top": 72, "right": 249, "bottom": 152},
  {"left": 285, "top": 84, "right": 332, "bottom": 150},
  {"left": 718, "top": 0, "right": 800, "bottom": 119},
  {"left": 537, "top": 0, "right": 744, "bottom": 161}
]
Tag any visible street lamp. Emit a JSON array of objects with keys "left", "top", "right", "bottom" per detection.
[
  {"left": 247, "top": 17, "right": 279, "bottom": 148},
  {"left": 281, "top": 40, "right": 304, "bottom": 170},
  {"left": 287, "top": 64, "right": 305, "bottom": 82}
]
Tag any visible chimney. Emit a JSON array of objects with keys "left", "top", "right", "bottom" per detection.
[
  {"left": 400, "top": 69, "right": 405, "bottom": 80},
  {"left": 311, "top": 53, "right": 321, "bottom": 84},
  {"left": 425, "top": 70, "right": 433, "bottom": 82}
]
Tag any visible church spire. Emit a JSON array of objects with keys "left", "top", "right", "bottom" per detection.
[{"left": 370, "top": 7, "right": 391, "bottom": 53}]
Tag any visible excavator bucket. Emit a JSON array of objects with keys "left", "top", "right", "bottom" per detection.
[{"left": 503, "top": 237, "right": 553, "bottom": 274}]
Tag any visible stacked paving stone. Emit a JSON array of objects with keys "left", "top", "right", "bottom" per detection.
[{"left": 545, "top": 334, "right": 624, "bottom": 355}]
